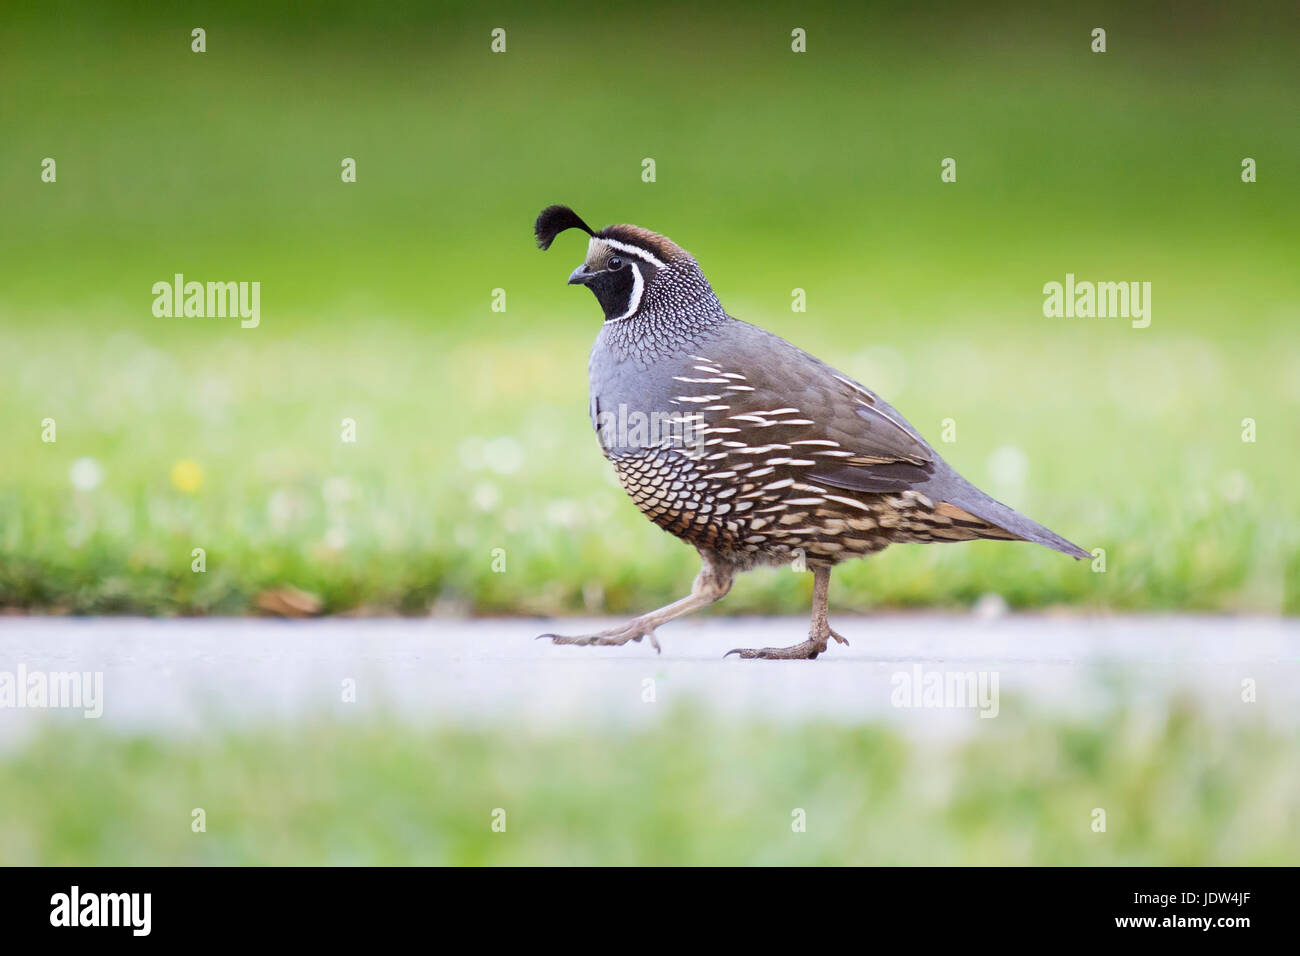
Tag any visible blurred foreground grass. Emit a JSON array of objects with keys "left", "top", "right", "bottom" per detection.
[{"left": 2, "top": 698, "right": 1296, "bottom": 865}]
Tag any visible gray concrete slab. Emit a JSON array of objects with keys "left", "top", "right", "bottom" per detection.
[{"left": 0, "top": 614, "right": 1295, "bottom": 743}]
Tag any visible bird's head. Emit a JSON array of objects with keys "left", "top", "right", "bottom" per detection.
[{"left": 535, "top": 205, "right": 698, "bottom": 322}]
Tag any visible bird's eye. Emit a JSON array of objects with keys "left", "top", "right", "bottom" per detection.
[{"left": 608, "top": 256, "right": 624, "bottom": 270}]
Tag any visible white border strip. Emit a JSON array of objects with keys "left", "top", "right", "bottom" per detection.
[
  {"left": 594, "top": 237, "right": 668, "bottom": 270},
  {"left": 611, "top": 260, "right": 645, "bottom": 321}
]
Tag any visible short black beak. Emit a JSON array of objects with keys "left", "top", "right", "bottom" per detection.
[{"left": 568, "top": 264, "right": 593, "bottom": 285}]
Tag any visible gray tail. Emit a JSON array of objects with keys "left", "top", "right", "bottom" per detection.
[{"left": 945, "top": 484, "right": 1090, "bottom": 560}]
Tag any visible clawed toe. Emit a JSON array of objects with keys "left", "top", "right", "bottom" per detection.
[
  {"left": 537, "top": 628, "right": 661, "bottom": 653},
  {"left": 724, "top": 638, "right": 828, "bottom": 661}
]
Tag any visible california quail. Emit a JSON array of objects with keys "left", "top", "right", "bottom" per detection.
[{"left": 534, "top": 205, "right": 1088, "bottom": 660}]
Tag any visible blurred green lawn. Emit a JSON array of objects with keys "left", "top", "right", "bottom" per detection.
[
  {"left": 3, "top": 697, "right": 1296, "bottom": 865},
  {"left": 1, "top": 0, "right": 1297, "bottom": 615}
]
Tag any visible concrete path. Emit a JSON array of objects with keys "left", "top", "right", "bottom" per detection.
[{"left": 0, "top": 614, "right": 1296, "bottom": 742}]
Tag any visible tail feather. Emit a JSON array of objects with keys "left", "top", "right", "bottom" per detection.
[{"left": 939, "top": 486, "right": 1090, "bottom": 560}]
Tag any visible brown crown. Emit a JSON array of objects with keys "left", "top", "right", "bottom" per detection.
[{"left": 597, "top": 224, "right": 687, "bottom": 263}]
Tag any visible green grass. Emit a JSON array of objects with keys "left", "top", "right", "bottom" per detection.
[
  {"left": 2, "top": 323, "right": 1295, "bottom": 616},
  {"left": 3, "top": 697, "right": 1297, "bottom": 865},
  {"left": 1, "top": 0, "right": 1298, "bottom": 615}
]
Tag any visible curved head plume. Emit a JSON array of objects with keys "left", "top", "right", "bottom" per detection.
[
  {"left": 534, "top": 204, "right": 704, "bottom": 323},
  {"left": 535, "top": 205, "right": 595, "bottom": 250}
]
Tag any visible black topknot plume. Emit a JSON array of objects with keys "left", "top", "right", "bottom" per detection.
[{"left": 535, "top": 205, "right": 595, "bottom": 250}]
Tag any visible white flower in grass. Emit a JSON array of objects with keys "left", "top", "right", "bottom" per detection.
[
  {"left": 472, "top": 482, "right": 501, "bottom": 511},
  {"left": 483, "top": 436, "right": 523, "bottom": 475},
  {"left": 1219, "top": 470, "right": 1250, "bottom": 503},
  {"left": 267, "top": 488, "right": 307, "bottom": 531},
  {"left": 973, "top": 593, "right": 1009, "bottom": 620},
  {"left": 987, "top": 445, "right": 1028, "bottom": 496},
  {"left": 546, "top": 499, "right": 582, "bottom": 529},
  {"left": 322, "top": 477, "right": 354, "bottom": 505},
  {"left": 69, "top": 457, "right": 103, "bottom": 491}
]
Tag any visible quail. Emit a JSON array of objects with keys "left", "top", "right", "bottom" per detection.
[{"left": 534, "top": 205, "right": 1088, "bottom": 660}]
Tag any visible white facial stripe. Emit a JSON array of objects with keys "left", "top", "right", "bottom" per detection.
[
  {"left": 588, "top": 237, "right": 667, "bottom": 270},
  {"left": 610, "top": 260, "right": 645, "bottom": 322}
]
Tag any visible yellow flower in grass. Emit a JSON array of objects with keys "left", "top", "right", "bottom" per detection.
[{"left": 170, "top": 459, "right": 203, "bottom": 494}]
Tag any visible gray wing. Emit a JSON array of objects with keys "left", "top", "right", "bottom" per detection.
[
  {"left": 724, "top": 326, "right": 1091, "bottom": 557},
  {"left": 686, "top": 323, "right": 938, "bottom": 494}
]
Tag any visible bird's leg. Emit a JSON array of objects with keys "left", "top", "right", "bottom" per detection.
[
  {"left": 539, "top": 551, "right": 733, "bottom": 654},
  {"left": 725, "top": 565, "right": 848, "bottom": 660}
]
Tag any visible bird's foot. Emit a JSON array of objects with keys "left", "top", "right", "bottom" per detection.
[
  {"left": 538, "top": 622, "right": 661, "bottom": 654},
  {"left": 725, "top": 625, "right": 848, "bottom": 661}
]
